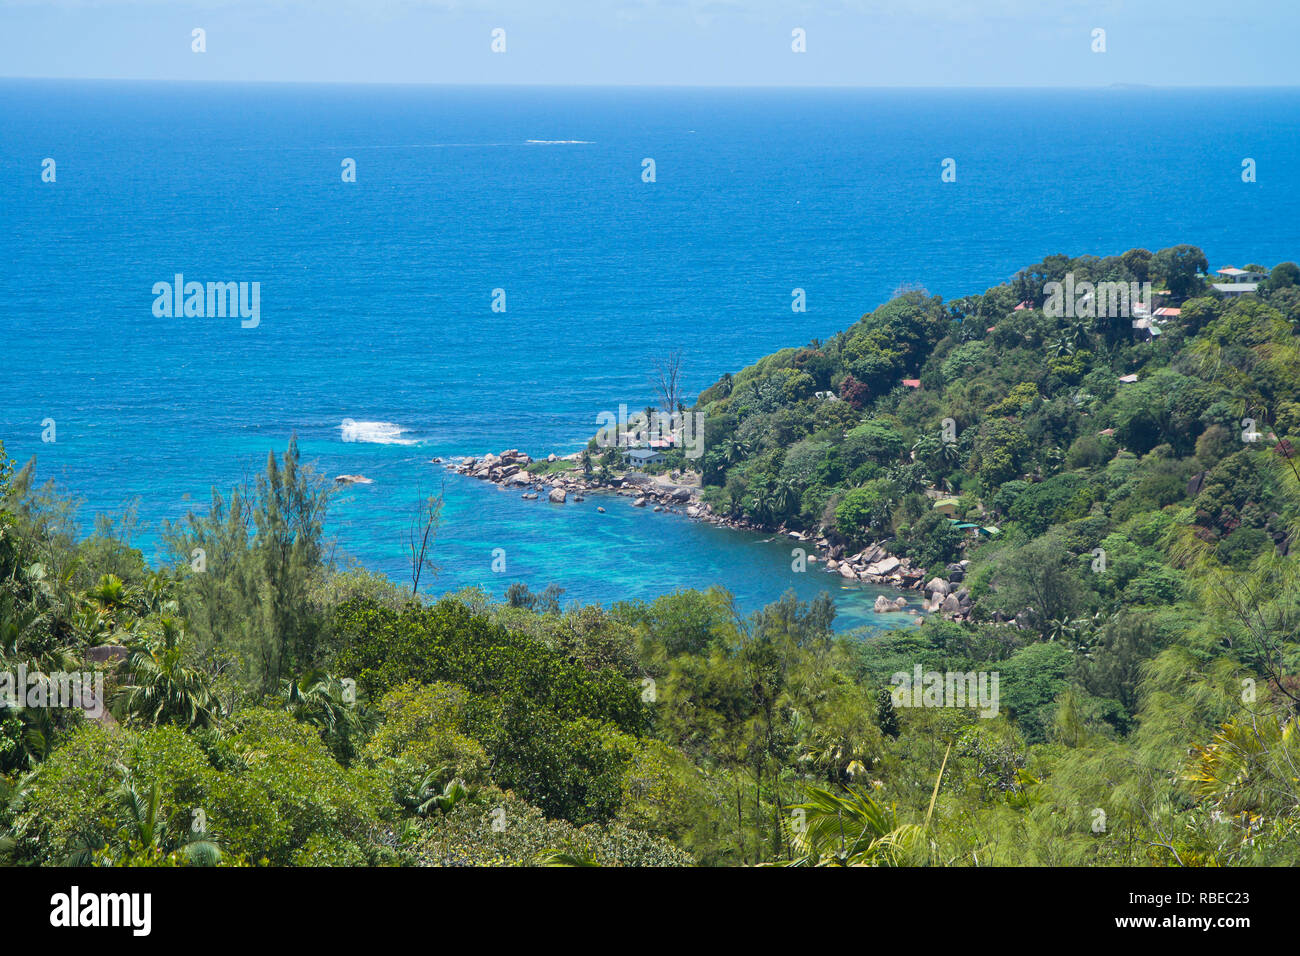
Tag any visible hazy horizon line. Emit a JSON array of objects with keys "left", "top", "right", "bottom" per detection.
[{"left": 4, "top": 76, "right": 1298, "bottom": 91}]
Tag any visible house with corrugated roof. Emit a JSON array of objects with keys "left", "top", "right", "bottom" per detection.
[
  {"left": 1216, "top": 266, "right": 1266, "bottom": 283},
  {"left": 623, "top": 448, "right": 666, "bottom": 468},
  {"left": 1212, "top": 266, "right": 1264, "bottom": 297}
]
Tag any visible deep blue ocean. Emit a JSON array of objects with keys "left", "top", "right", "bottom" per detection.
[{"left": 2, "top": 81, "right": 1297, "bottom": 631}]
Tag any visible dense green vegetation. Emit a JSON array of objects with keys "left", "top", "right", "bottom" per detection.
[{"left": 3, "top": 246, "right": 1300, "bottom": 866}]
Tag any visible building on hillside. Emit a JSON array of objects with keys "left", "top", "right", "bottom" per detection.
[
  {"left": 1131, "top": 317, "right": 1162, "bottom": 341},
  {"left": 623, "top": 448, "right": 666, "bottom": 469},
  {"left": 1211, "top": 282, "right": 1259, "bottom": 297},
  {"left": 1216, "top": 266, "right": 1266, "bottom": 283},
  {"left": 1212, "top": 266, "right": 1264, "bottom": 297}
]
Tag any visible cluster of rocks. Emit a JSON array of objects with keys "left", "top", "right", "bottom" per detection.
[
  {"left": 447, "top": 449, "right": 704, "bottom": 513},
  {"left": 872, "top": 594, "right": 914, "bottom": 614},
  {"left": 446, "top": 448, "right": 805, "bottom": 529},
  {"left": 450, "top": 449, "right": 543, "bottom": 488},
  {"left": 608, "top": 472, "right": 701, "bottom": 515},
  {"left": 819, "top": 544, "right": 975, "bottom": 621},
  {"left": 822, "top": 541, "right": 925, "bottom": 589},
  {"left": 919, "top": 562, "right": 974, "bottom": 621}
]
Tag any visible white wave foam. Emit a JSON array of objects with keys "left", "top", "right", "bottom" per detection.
[
  {"left": 241, "top": 141, "right": 594, "bottom": 151},
  {"left": 339, "top": 419, "right": 417, "bottom": 445}
]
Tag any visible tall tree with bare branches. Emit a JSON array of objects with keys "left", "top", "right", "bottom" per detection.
[
  {"left": 653, "top": 350, "right": 684, "bottom": 414},
  {"left": 407, "top": 486, "right": 444, "bottom": 597}
]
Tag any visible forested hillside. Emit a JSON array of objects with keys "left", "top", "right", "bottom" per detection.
[{"left": 3, "top": 245, "right": 1299, "bottom": 866}]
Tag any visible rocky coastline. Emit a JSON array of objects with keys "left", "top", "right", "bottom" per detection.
[{"left": 441, "top": 449, "right": 977, "bottom": 623}]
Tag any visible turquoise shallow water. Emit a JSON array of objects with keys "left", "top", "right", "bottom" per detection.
[{"left": 1, "top": 82, "right": 1297, "bottom": 631}]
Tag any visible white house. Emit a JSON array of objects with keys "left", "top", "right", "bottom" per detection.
[
  {"left": 623, "top": 448, "right": 666, "bottom": 469},
  {"left": 1211, "top": 266, "right": 1265, "bottom": 297},
  {"left": 1216, "top": 266, "right": 1266, "bottom": 283}
]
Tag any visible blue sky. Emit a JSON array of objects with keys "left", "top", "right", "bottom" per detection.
[{"left": 1, "top": 0, "right": 1296, "bottom": 86}]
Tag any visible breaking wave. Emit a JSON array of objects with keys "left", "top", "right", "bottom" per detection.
[{"left": 338, "top": 419, "right": 417, "bottom": 445}]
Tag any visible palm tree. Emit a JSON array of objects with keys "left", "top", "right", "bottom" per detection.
[
  {"left": 798, "top": 723, "right": 874, "bottom": 785},
  {"left": 723, "top": 437, "right": 752, "bottom": 467},
  {"left": 86, "top": 573, "right": 126, "bottom": 613},
  {"left": 773, "top": 479, "right": 800, "bottom": 520},
  {"left": 16, "top": 562, "right": 78, "bottom": 650},
  {"left": 23, "top": 561, "right": 76, "bottom": 612},
  {"left": 71, "top": 606, "right": 114, "bottom": 646},
  {"left": 113, "top": 619, "right": 219, "bottom": 728},
  {"left": 110, "top": 769, "right": 222, "bottom": 866},
  {"left": 0, "top": 590, "right": 40, "bottom": 660},
  {"left": 406, "top": 775, "right": 476, "bottom": 865},
  {"left": 1185, "top": 714, "right": 1300, "bottom": 822},
  {"left": 1046, "top": 616, "right": 1080, "bottom": 645},
  {"left": 780, "top": 786, "right": 924, "bottom": 866},
  {"left": 939, "top": 436, "right": 962, "bottom": 469},
  {"left": 404, "top": 774, "right": 471, "bottom": 818},
  {"left": 725, "top": 484, "right": 746, "bottom": 519},
  {"left": 136, "top": 572, "right": 178, "bottom": 617},
  {"left": 60, "top": 767, "right": 222, "bottom": 866},
  {"left": 750, "top": 489, "right": 776, "bottom": 525},
  {"left": 0, "top": 702, "right": 57, "bottom": 772},
  {"left": 79, "top": 572, "right": 139, "bottom": 644},
  {"left": 1050, "top": 336, "right": 1075, "bottom": 358},
  {"left": 281, "top": 673, "right": 377, "bottom": 763},
  {"left": 0, "top": 774, "right": 29, "bottom": 863}
]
